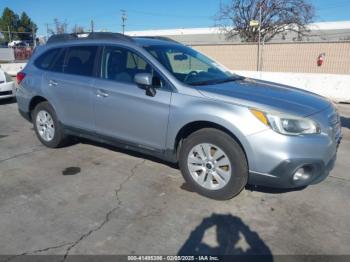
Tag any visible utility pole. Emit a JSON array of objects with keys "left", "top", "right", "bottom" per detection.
[
  {"left": 90, "top": 19, "right": 94, "bottom": 33},
  {"left": 7, "top": 25, "right": 12, "bottom": 43},
  {"left": 121, "top": 9, "right": 127, "bottom": 35},
  {"left": 257, "top": 3, "right": 262, "bottom": 72},
  {"left": 32, "top": 26, "right": 36, "bottom": 47},
  {"left": 46, "top": 23, "right": 49, "bottom": 40}
]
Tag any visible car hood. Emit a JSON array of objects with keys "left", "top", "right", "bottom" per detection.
[{"left": 196, "top": 78, "right": 331, "bottom": 116}]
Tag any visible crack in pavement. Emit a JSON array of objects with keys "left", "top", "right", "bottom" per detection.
[
  {"left": 329, "top": 175, "right": 350, "bottom": 182},
  {"left": 1, "top": 242, "right": 73, "bottom": 262},
  {"left": 0, "top": 146, "right": 46, "bottom": 163},
  {"left": 115, "top": 159, "right": 147, "bottom": 205},
  {"left": 60, "top": 159, "right": 147, "bottom": 262},
  {"left": 60, "top": 207, "right": 119, "bottom": 262},
  {"left": 1, "top": 159, "right": 147, "bottom": 262}
]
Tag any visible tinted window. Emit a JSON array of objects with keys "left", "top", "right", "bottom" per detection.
[
  {"left": 101, "top": 46, "right": 163, "bottom": 87},
  {"left": 50, "top": 49, "right": 66, "bottom": 73},
  {"left": 35, "top": 48, "right": 60, "bottom": 70},
  {"left": 64, "top": 46, "right": 97, "bottom": 76}
]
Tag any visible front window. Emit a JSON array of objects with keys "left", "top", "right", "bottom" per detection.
[
  {"left": 101, "top": 46, "right": 164, "bottom": 87},
  {"left": 144, "top": 44, "right": 243, "bottom": 86}
]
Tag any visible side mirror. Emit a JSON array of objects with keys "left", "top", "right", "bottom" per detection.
[{"left": 134, "top": 73, "right": 156, "bottom": 97}]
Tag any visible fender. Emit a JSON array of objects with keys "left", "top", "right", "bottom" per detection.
[{"left": 166, "top": 93, "right": 262, "bottom": 169}]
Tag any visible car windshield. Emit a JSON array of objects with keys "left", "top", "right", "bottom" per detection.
[{"left": 144, "top": 44, "right": 243, "bottom": 86}]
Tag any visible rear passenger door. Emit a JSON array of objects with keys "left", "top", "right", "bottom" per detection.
[
  {"left": 43, "top": 45, "right": 98, "bottom": 131},
  {"left": 93, "top": 45, "right": 172, "bottom": 150}
]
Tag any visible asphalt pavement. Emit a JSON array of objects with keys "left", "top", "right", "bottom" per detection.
[{"left": 0, "top": 99, "right": 349, "bottom": 260}]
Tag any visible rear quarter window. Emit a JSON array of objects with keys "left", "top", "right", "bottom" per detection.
[{"left": 34, "top": 48, "right": 61, "bottom": 70}]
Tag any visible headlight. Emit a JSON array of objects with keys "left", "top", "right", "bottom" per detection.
[{"left": 250, "top": 109, "right": 320, "bottom": 136}]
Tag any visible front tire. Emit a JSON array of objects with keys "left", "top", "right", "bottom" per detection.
[
  {"left": 179, "top": 128, "right": 248, "bottom": 200},
  {"left": 32, "top": 101, "right": 67, "bottom": 148}
]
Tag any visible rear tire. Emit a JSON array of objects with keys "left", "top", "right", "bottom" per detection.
[
  {"left": 179, "top": 128, "right": 248, "bottom": 200},
  {"left": 32, "top": 101, "right": 68, "bottom": 148}
]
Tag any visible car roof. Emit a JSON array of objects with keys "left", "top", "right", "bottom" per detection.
[{"left": 45, "top": 33, "right": 182, "bottom": 48}]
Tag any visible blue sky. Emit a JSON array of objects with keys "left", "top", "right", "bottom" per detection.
[{"left": 1, "top": 0, "right": 350, "bottom": 36}]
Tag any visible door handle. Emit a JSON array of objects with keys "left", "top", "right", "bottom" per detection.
[
  {"left": 96, "top": 89, "right": 109, "bottom": 98},
  {"left": 48, "top": 80, "right": 58, "bottom": 87}
]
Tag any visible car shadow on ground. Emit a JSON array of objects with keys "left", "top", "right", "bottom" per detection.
[
  {"left": 178, "top": 213, "right": 273, "bottom": 259},
  {"left": 77, "top": 138, "right": 179, "bottom": 169},
  {"left": 77, "top": 138, "right": 307, "bottom": 195},
  {"left": 341, "top": 116, "right": 350, "bottom": 129},
  {"left": 0, "top": 97, "right": 16, "bottom": 106},
  {"left": 245, "top": 184, "right": 307, "bottom": 194}
]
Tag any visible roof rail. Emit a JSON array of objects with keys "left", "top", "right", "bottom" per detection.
[
  {"left": 87, "top": 32, "right": 134, "bottom": 42},
  {"left": 47, "top": 33, "right": 78, "bottom": 44},
  {"left": 47, "top": 32, "right": 134, "bottom": 44},
  {"left": 135, "top": 36, "right": 180, "bottom": 44}
]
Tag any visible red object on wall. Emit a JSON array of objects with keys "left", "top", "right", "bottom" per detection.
[{"left": 317, "top": 53, "right": 326, "bottom": 67}]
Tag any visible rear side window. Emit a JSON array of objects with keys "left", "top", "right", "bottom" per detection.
[
  {"left": 64, "top": 46, "right": 97, "bottom": 77},
  {"left": 50, "top": 49, "right": 66, "bottom": 73},
  {"left": 34, "top": 48, "right": 60, "bottom": 70}
]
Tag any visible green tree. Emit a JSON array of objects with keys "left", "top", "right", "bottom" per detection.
[
  {"left": 0, "top": 7, "right": 19, "bottom": 41},
  {"left": 0, "top": 8, "right": 37, "bottom": 43},
  {"left": 17, "top": 12, "right": 38, "bottom": 41}
]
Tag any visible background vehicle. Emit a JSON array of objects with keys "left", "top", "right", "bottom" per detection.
[
  {"left": 8, "top": 40, "right": 30, "bottom": 48},
  {"left": 16, "top": 33, "right": 341, "bottom": 199},
  {"left": 0, "top": 67, "right": 15, "bottom": 100}
]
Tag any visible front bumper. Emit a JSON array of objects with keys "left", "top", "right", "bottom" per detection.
[
  {"left": 248, "top": 153, "right": 337, "bottom": 188},
  {"left": 247, "top": 105, "right": 341, "bottom": 188},
  {"left": 0, "top": 81, "right": 15, "bottom": 99}
]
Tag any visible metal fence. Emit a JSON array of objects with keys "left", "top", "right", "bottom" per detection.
[
  {"left": 1, "top": 37, "right": 350, "bottom": 74},
  {"left": 13, "top": 47, "right": 34, "bottom": 61},
  {"left": 0, "top": 47, "right": 34, "bottom": 62},
  {"left": 192, "top": 41, "right": 350, "bottom": 75}
]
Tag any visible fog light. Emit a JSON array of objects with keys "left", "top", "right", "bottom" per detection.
[{"left": 293, "top": 166, "right": 312, "bottom": 182}]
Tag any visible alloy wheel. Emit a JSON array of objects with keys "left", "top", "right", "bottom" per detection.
[
  {"left": 36, "top": 110, "right": 55, "bottom": 142},
  {"left": 187, "top": 143, "right": 232, "bottom": 190}
]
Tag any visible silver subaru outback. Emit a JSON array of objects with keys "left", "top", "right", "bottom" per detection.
[{"left": 16, "top": 33, "right": 342, "bottom": 199}]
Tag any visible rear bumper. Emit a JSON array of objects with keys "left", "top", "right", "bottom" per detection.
[{"left": 18, "top": 108, "right": 31, "bottom": 122}]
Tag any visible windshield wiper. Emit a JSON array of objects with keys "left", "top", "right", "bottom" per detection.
[
  {"left": 190, "top": 79, "right": 219, "bottom": 86},
  {"left": 189, "top": 76, "right": 245, "bottom": 86},
  {"left": 215, "top": 76, "right": 245, "bottom": 84}
]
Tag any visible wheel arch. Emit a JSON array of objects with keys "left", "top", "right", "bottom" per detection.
[
  {"left": 28, "top": 96, "right": 48, "bottom": 120},
  {"left": 174, "top": 120, "right": 249, "bottom": 167}
]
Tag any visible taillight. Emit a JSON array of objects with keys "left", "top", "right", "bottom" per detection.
[{"left": 16, "top": 72, "right": 26, "bottom": 84}]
